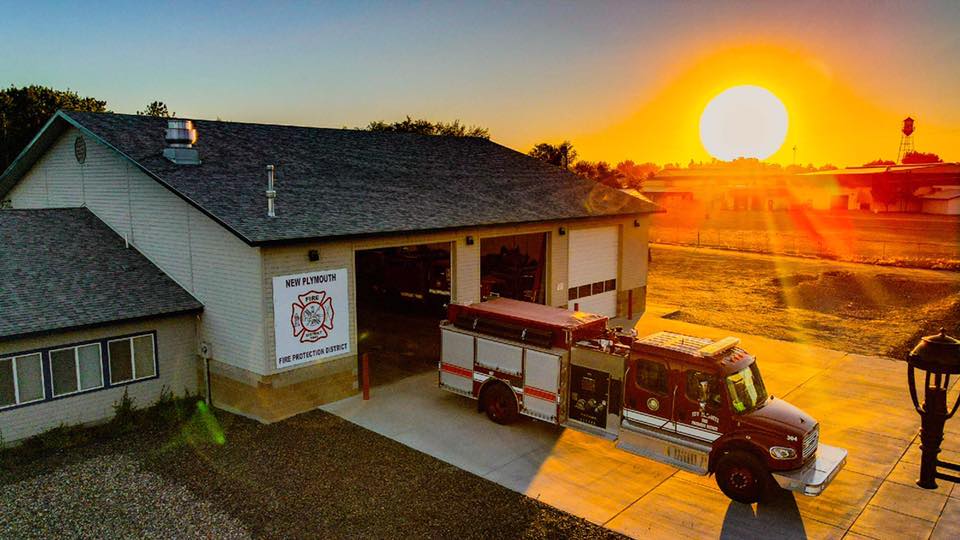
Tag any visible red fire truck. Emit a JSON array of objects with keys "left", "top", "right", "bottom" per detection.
[{"left": 439, "top": 298, "right": 846, "bottom": 503}]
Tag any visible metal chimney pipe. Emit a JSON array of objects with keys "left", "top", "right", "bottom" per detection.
[{"left": 266, "top": 165, "right": 276, "bottom": 218}]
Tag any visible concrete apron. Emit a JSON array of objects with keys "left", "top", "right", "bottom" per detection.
[{"left": 322, "top": 307, "right": 959, "bottom": 539}]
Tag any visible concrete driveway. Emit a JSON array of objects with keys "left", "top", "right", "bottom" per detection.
[{"left": 323, "top": 308, "right": 959, "bottom": 539}]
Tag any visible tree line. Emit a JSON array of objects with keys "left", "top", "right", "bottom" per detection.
[{"left": 0, "top": 84, "right": 945, "bottom": 187}]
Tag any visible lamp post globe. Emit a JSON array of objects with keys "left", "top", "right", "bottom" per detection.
[{"left": 907, "top": 328, "right": 960, "bottom": 489}]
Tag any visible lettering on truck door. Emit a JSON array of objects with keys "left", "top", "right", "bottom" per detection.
[
  {"left": 675, "top": 368, "right": 725, "bottom": 443},
  {"left": 623, "top": 355, "right": 674, "bottom": 432}
]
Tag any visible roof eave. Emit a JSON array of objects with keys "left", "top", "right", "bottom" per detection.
[
  {"left": 0, "top": 111, "right": 260, "bottom": 247},
  {"left": 249, "top": 209, "right": 660, "bottom": 247},
  {"left": 0, "top": 305, "right": 203, "bottom": 344}
]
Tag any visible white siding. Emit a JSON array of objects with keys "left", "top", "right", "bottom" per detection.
[
  {"left": 0, "top": 315, "right": 197, "bottom": 443},
  {"left": 7, "top": 128, "right": 267, "bottom": 375}
]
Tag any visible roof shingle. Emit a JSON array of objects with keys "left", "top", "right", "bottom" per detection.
[
  {"left": 0, "top": 208, "right": 203, "bottom": 340},
  {"left": 51, "top": 112, "right": 658, "bottom": 244}
]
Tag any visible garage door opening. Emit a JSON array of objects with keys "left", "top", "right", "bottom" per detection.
[
  {"left": 356, "top": 243, "right": 451, "bottom": 387},
  {"left": 480, "top": 233, "right": 547, "bottom": 304}
]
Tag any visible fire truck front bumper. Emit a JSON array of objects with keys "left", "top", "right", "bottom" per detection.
[{"left": 771, "top": 443, "right": 847, "bottom": 497}]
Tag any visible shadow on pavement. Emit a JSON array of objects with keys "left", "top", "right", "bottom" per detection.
[{"left": 719, "top": 489, "right": 806, "bottom": 539}]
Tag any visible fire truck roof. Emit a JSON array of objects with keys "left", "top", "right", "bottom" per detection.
[
  {"left": 454, "top": 298, "right": 607, "bottom": 330},
  {"left": 635, "top": 331, "right": 751, "bottom": 366}
]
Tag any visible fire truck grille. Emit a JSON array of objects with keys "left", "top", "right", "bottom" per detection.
[{"left": 803, "top": 424, "right": 819, "bottom": 461}]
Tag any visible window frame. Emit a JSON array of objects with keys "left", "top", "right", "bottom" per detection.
[
  {"left": 48, "top": 342, "right": 104, "bottom": 398},
  {"left": 0, "top": 352, "right": 46, "bottom": 410},
  {"left": 683, "top": 369, "right": 722, "bottom": 409},
  {"left": 0, "top": 329, "right": 159, "bottom": 411},
  {"left": 634, "top": 358, "right": 669, "bottom": 396},
  {"left": 107, "top": 333, "right": 158, "bottom": 385}
]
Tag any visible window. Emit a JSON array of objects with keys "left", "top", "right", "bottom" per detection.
[
  {"left": 635, "top": 359, "right": 668, "bottom": 395},
  {"left": 604, "top": 279, "right": 617, "bottom": 292},
  {"left": 50, "top": 343, "right": 103, "bottom": 397},
  {"left": 108, "top": 334, "right": 156, "bottom": 385},
  {"left": 685, "top": 370, "right": 722, "bottom": 408},
  {"left": 568, "top": 287, "right": 579, "bottom": 300},
  {"left": 592, "top": 281, "right": 604, "bottom": 295},
  {"left": 0, "top": 353, "right": 44, "bottom": 408},
  {"left": 578, "top": 284, "right": 591, "bottom": 298}
]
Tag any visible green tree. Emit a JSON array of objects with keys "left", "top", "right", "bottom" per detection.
[
  {"left": 365, "top": 116, "right": 489, "bottom": 138},
  {"left": 901, "top": 151, "right": 943, "bottom": 164},
  {"left": 863, "top": 159, "right": 895, "bottom": 167},
  {"left": 528, "top": 141, "right": 577, "bottom": 170},
  {"left": 137, "top": 100, "right": 173, "bottom": 118},
  {"left": 0, "top": 85, "right": 107, "bottom": 173}
]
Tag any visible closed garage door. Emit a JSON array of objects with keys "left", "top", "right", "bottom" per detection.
[{"left": 568, "top": 226, "right": 618, "bottom": 317}]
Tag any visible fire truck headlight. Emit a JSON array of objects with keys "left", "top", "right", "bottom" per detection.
[{"left": 769, "top": 446, "right": 797, "bottom": 460}]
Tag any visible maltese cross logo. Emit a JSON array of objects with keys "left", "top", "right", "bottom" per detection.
[{"left": 290, "top": 290, "right": 335, "bottom": 343}]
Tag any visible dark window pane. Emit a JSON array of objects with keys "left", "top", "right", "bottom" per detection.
[
  {"left": 0, "top": 359, "right": 14, "bottom": 407},
  {"left": 78, "top": 344, "right": 103, "bottom": 390},
  {"left": 605, "top": 279, "right": 617, "bottom": 292},
  {"left": 16, "top": 354, "right": 44, "bottom": 403},
  {"left": 578, "top": 285, "right": 591, "bottom": 298},
  {"left": 133, "top": 335, "right": 155, "bottom": 379},
  {"left": 568, "top": 287, "right": 579, "bottom": 300},
  {"left": 51, "top": 348, "right": 78, "bottom": 397},
  {"left": 636, "top": 360, "right": 667, "bottom": 394},
  {"left": 592, "top": 281, "right": 604, "bottom": 295},
  {"left": 109, "top": 340, "right": 133, "bottom": 384}
]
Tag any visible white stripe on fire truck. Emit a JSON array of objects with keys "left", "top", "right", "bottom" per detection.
[
  {"left": 473, "top": 372, "right": 490, "bottom": 383},
  {"left": 623, "top": 409, "right": 721, "bottom": 442}
]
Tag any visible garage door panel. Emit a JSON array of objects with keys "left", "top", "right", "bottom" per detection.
[{"left": 569, "top": 227, "right": 618, "bottom": 317}]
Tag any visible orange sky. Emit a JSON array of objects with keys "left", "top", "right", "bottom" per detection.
[
  {"left": 4, "top": 3, "right": 958, "bottom": 167},
  {"left": 538, "top": 42, "right": 958, "bottom": 167}
]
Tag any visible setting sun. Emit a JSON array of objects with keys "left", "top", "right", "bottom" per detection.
[{"left": 699, "top": 85, "right": 788, "bottom": 161}]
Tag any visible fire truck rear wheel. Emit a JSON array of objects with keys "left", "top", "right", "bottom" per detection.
[
  {"left": 715, "top": 450, "right": 773, "bottom": 504},
  {"left": 482, "top": 382, "right": 519, "bottom": 425}
]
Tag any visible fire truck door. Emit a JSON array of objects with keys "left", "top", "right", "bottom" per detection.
[
  {"left": 623, "top": 357, "right": 674, "bottom": 432},
  {"left": 675, "top": 369, "right": 724, "bottom": 443}
]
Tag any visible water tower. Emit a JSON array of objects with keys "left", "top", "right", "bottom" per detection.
[{"left": 897, "top": 116, "right": 915, "bottom": 163}]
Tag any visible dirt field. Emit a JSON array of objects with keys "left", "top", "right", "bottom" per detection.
[
  {"left": 650, "top": 210, "right": 960, "bottom": 267},
  {"left": 647, "top": 244, "right": 960, "bottom": 357}
]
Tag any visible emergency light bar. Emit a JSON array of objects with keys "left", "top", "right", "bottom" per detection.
[{"left": 697, "top": 337, "right": 740, "bottom": 357}]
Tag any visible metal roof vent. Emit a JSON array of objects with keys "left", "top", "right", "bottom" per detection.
[{"left": 162, "top": 119, "right": 201, "bottom": 165}]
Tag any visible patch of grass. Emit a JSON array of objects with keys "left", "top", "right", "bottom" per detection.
[{"left": 0, "top": 387, "right": 205, "bottom": 463}]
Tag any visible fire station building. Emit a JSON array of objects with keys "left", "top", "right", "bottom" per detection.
[{"left": 0, "top": 111, "right": 658, "bottom": 439}]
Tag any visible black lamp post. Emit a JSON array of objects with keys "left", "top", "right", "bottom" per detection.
[{"left": 907, "top": 328, "right": 960, "bottom": 489}]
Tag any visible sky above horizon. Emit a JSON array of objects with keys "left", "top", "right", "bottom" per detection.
[{"left": 2, "top": 1, "right": 958, "bottom": 167}]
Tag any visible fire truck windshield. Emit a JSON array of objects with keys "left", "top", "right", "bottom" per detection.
[{"left": 725, "top": 362, "right": 768, "bottom": 414}]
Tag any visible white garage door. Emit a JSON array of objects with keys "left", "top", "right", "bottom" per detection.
[{"left": 568, "top": 226, "right": 618, "bottom": 317}]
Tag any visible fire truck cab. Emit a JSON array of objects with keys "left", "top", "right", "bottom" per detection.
[{"left": 439, "top": 298, "right": 846, "bottom": 503}]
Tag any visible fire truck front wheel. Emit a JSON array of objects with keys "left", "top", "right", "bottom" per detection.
[
  {"left": 715, "top": 450, "right": 774, "bottom": 504},
  {"left": 482, "top": 382, "right": 519, "bottom": 425}
]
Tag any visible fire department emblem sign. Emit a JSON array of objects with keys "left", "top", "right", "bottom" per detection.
[
  {"left": 273, "top": 269, "right": 350, "bottom": 369},
  {"left": 291, "top": 290, "right": 335, "bottom": 343}
]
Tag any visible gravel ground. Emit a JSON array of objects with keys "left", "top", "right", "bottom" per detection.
[
  {"left": 0, "top": 454, "right": 250, "bottom": 539},
  {"left": 1, "top": 410, "right": 624, "bottom": 539}
]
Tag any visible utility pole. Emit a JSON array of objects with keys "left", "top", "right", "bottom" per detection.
[{"left": 792, "top": 145, "right": 797, "bottom": 166}]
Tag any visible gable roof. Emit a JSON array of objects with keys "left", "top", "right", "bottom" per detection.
[
  {"left": 0, "top": 208, "right": 202, "bottom": 341},
  {"left": 0, "top": 111, "right": 659, "bottom": 246}
]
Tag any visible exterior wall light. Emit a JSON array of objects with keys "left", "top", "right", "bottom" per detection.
[
  {"left": 308, "top": 249, "right": 319, "bottom": 262},
  {"left": 634, "top": 219, "right": 640, "bottom": 227},
  {"left": 558, "top": 227, "right": 566, "bottom": 236},
  {"left": 466, "top": 235, "right": 474, "bottom": 246},
  {"left": 907, "top": 328, "right": 960, "bottom": 489}
]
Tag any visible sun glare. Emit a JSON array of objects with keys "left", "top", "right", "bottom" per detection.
[{"left": 699, "top": 85, "right": 788, "bottom": 161}]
